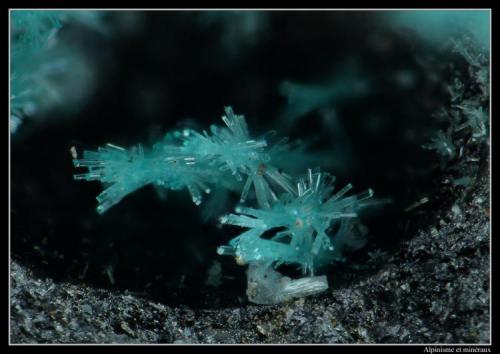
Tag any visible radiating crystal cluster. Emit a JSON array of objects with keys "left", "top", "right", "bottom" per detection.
[
  {"left": 422, "top": 129, "right": 457, "bottom": 160},
  {"left": 218, "top": 168, "right": 373, "bottom": 276},
  {"left": 73, "top": 107, "right": 300, "bottom": 214}
]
